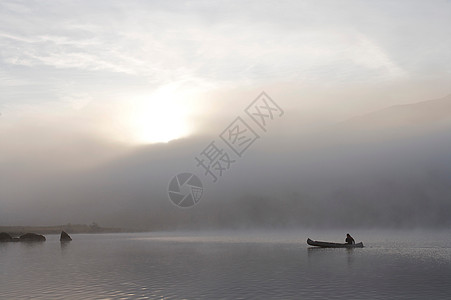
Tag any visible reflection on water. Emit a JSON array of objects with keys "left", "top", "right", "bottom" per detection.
[
  {"left": 307, "top": 247, "right": 356, "bottom": 267},
  {"left": 346, "top": 248, "right": 356, "bottom": 265},
  {"left": 60, "top": 240, "right": 70, "bottom": 253},
  {"left": 0, "top": 230, "right": 450, "bottom": 299}
]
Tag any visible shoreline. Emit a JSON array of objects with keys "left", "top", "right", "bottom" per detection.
[{"left": 0, "top": 224, "right": 144, "bottom": 236}]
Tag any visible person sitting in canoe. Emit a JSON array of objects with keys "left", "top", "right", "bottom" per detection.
[{"left": 345, "top": 233, "right": 355, "bottom": 245}]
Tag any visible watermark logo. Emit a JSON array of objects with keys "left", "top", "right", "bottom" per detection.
[
  {"left": 245, "top": 92, "right": 284, "bottom": 132},
  {"left": 167, "top": 91, "right": 284, "bottom": 208},
  {"left": 219, "top": 117, "right": 259, "bottom": 157},
  {"left": 195, "top": 141, "right": 236, "bottom": 183},
  {"left": 168, "top": 173, "right": 203, "bottom": 208}
]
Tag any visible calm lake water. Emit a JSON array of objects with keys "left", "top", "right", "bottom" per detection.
[{"left": 1, "top": 230, "right": 450, "bottom": 299}]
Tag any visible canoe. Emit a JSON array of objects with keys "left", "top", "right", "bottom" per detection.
[{"left": 307, "top": 238, "right": 364, "bottom": 248}]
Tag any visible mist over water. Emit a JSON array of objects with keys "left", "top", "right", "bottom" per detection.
[{"left": 2, "top": 95, "right": 451, "bottom": 229}]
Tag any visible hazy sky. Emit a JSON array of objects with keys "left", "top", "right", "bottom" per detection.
[
  {"left": 1, "top": 0, "right": 450, "bottom": 143},
  {"left": 0, "top": 1, "right": 450, "bottom": 227}
]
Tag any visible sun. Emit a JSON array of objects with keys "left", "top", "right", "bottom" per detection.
[{"left": 126, "top": 86, "right": 194, "bottom": 144}]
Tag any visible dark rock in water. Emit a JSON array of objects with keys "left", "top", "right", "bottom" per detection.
[
  {"left": 0, "top": 232, "right": 13, "bottom": 242},
  {"left": 19, "top": 233, "right": 46, "bottom": 242},
  {"left": 60, "top": 231, "right": 72, "bottom": 242},
  {"left": 1, "top": 232, "right": 45, "bottom": 242}
]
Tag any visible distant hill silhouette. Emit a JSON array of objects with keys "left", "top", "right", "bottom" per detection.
[{"left": 341, "top": 94, "right": 451, "bottom": 130}]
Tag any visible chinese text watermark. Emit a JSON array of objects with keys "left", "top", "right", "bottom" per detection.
[{"left": 168, "top": 91, "right": 284, "bottom": 208}]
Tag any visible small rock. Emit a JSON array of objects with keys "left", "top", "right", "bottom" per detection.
[
  {"left": 0, "top": 232, "right": 13, "bottom": 242},
  {"left": 19, "top": 233, "right": 46, "bottom": 242},
  {"left": 60, "top": 231, "right": 72, "bottom": 242}
]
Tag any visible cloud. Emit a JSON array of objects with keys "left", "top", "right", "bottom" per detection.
[{"left": 2, "top": 0, "right": 442, "bottom": 87}]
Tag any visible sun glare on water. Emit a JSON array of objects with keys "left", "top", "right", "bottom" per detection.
[{"left": 126, "top": 86, "right": 195, "bottom": 144}]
